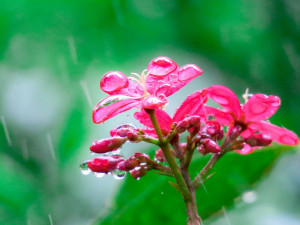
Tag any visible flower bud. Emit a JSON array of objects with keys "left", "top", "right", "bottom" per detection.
[
  {"left": 185, "top": 115, "right": 200, "bottom": 126},
  {"left": 130, "top": 167, "right": 147, "bottom": 180},
  {"left": 246, "top": 133, "right": 272, "bottom": 147},
  {"left": 228, "top": 126, "right": 241, "bottom": 140},
  {"left": 197, "top": 145, "right": 208, "bottom": 155},
  {"left": 201, "top": 139, "right": 221, "bottom": 153},
  {"left": 201, "top": 120, "right": 223, "bottom": 140},
  {"left": 176, "top": 120, "right": 189, "bottom": 133},
  {"left": 116, "top": 157, "right": 139, "bottom": 171},
  {"left": 88, "top": 156, "right": 125, "bottom": 173},
  {"left": 126, "top": 131, "right": 140, "bottom": 142},
  {"left": 90, "top": 137, "right": 126, "bottom": 153},
  {"left": 155, "top": 149, "right": 166, "bottom": 162}
]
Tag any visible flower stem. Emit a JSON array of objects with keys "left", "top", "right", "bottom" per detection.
[{"left": 145, "top": 109, "right": 191, "bottom": 200}]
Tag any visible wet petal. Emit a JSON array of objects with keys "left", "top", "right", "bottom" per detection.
[
  {"left": 200, "top": 106, "right": 233, "bottom": 125},
  {"left": 148, "top": 56, "right": 177, "bottom": 77},
  {"left": 172, "top": 90, "right": 208, "bottom": 122},
  {"left": 249, "top": 121, "right": 299, "bottom": 145},
  {"left": 92, "top": 95, "right": 140, "bottom": 124},
  {"left": 178, "top": 64, "right": 203, "bottom": 81},
  {"left": 109, "top": 80, "right": 144, "bottom": 97},
  {"left": 206, "top": 85, "right": 242, "bottom": 119},
  {"left": 134, "top": 108, "right": 172, "bottom": 131},
  {"left": 243, "top": 94, "right": 280, "bottom": 121},
  {"left": 146, "top": 64, "right": 202, "bottom": 97},
  {"left": 142, "top": 96, "right": 166, "bottom": 109},
  {"left": 100, "top": 71, "right": 129, "bottom": 94}
]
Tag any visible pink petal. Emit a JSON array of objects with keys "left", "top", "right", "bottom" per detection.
[
  {"left": 206, "top": 85, "right": 242, "bottom": 119},
  {"left": 134, "top": 108, "right": 172, "bottom": 131},
  {"left": 142, "top": 96, "right": 166, "bottom": 109},
  {"left": 243, "top": 94, "right": 280, "bottom": 122},
  {"left": 178, "top": 64, "right": 203, "bottom": 81},
  {"left": 100, "top": 71, "right": 129, "bottom": 94},
  {"left": 172, "top": 90, "right": 208, "bottom": 122},
  {"left": 146, "top": 64, "right": 202, "bottom": 97},
  {"left": 109, "top": 80, "right": 144, "bottom": 97},
  {"left": 200, "top": 106, "right": 233, "bottom": 125},
  {"left": 235, "top": 144, "right": 256, "bottom": 155},
  {"left": 148, "top": 56, "right": 177, "bottom": 77},
  {"left": 92, "top": 95, "right": 140, "bottom": 124},
  {"left": 249, "top": 121, "right": 299, "bottom": 145}
]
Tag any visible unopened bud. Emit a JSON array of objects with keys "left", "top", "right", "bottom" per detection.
[
  {"left": 155, "top": 149, "right": 165, "bottom": 162},
  {"left": 228, "top": 126, "right": 241, "bottom": 140},
  {"left": 185, "top": 115, "right": 200, "bottom": 126},
  {"left": 126, "top": 131, "right": 140, "bottom": 142},
  {"left": 130, "top": 167, "right": 147, "bottom": 180},
  {"left": 90, "top": 137, "right": 126, "bottom": 153},
  {"left": 197, "top": 145, "right": 208, "bottom": 155},
  {"left": 176, "top": 120, "right": 189, "bottom": 133},
  {"left": 116, "top": 157, "right": 139, "bottom": 171},
  {"left": 201, "top": 139, "right": 220, "bottom": 153},
  {"left": 87, "top": 156, "right": 124, "bottom": 173},
  {"left": 246, "top": 133, "right": 272, "bottom": 147}
]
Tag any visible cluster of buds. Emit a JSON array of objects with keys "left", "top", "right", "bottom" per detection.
[{"left": 81, "top": 123, "right": 171, "bottom": 180}]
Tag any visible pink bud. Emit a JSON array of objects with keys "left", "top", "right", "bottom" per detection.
[
  {"left": 197, "top": 145, "right": 208, "bottom": 155},
  {"left": 155, "top": 149, "right": 166, "bottom": 162},
  {"left": 90, "top": 137, "right": 126, "bottom": 153},
  {"left": 185, "top": 115, "right": 200, "bottom": 126},
  {"left": 88, "top": 156, "right": 125, "bottom": 173},
  {"left": 246, "top": 133, "right": 272, "bottom": 147},
  {"left": 126, "top": 131, "right": 140, "bottom": 142},
  {"left": 130, "top": 167, "right": 147, "bottom": 180},
  {"left": 176, "top": 120, "right": 189, "bottom": 133},
  {"left": 201, "top": 139, "right": 221, "bottom": 153},
  {"left": 116, "top": 157, "right": 139, "bottom": 171}
]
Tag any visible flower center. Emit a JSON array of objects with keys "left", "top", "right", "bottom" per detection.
[{"left": 128, "top": 69, "right": 151, "bottom": 98}]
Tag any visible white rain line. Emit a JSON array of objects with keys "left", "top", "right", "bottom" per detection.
[
  {"left": 80, "top": 80, "right": 93, "bottom": 108},
  {"left": 67, "top": 36, "right": 78, "bottom": 65},
  {"left": 48, "top": 214, "right": 54, "bottom": 225},
  {"left": 1, "top": 115, "right": 12, "bottom": 146},
  {"left": 46, "top": 133, "right": 56, "bottom": 161},
  {"left": 222, "top": 206, "right": 232, "bottom": 225},
  {"left": 21, "top": 138, "right": 29, "bottom": 161}
]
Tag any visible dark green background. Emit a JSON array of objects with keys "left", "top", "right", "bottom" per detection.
[{"left": 0, "top": 0, "right": 299, "bottom": 224}]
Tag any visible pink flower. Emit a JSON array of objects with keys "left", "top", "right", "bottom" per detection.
[
  {"left": 92, "top": 56, "right": 203, "bottom": 123},
  {"left": 201, "top": 85, "right": 299, "bottom": 153}
]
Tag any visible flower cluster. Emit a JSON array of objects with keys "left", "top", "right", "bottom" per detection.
[{"left": 80, "top": 56, "right": 299, "bottom": 224}]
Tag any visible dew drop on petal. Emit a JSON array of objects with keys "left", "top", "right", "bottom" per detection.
[
  {"left": 178, "top": 64, "right": 203, "bottom": 81},
  {"left": 95, "top": 95, "right": 135, "bottom": 110},
  {"left": 242, "top": 190, "right": 257, "bottom": 204},
  {"left": 80, "top": 161, "right": 91, "bottom": 175},
  {"left": 93, "top": 172, "right": 105, "bottom": 178},
  {"left": 112, "top": 169, "right": 126, "bottom": 180},
  {"left": 148, "top": 56, "right": 177, "bottom": 77},
  {"left": 100, "top": 71, "right": 129, "bottom": 94}
]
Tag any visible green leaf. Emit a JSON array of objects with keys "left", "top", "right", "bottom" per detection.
[{"left": 94, "top": 145, "right": 296, "bottom": 225}]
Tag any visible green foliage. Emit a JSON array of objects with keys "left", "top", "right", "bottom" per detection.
[{"left": 96, "top": 146, "right": 293, "bottom": 225}]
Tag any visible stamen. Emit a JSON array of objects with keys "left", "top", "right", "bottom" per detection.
[
  {"left": 242, "top": 88, "right": 253, "bottom": 103},
  {"left": 130, "top": 73, "right": 141, "bottom": 78}
]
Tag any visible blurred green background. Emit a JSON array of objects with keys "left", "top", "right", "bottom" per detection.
[{"left": 0, "top": 0, "right": 299, "bottom": 224}]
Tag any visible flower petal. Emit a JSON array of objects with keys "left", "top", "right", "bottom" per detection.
[
  {"left": 200, "top": 106, "right": 233, "bottom": 125},
  {"left": 109, "top": 80, "right": 144, "bottom": 97},
  {"left": 92, "top": 95, "right": 140, "bottom": 124},
  {"left": 206, "top": 85, "right": 242, "bottom": 119},
  {"left": 146, "top": 62, "right": 202, "bottom": 97},
  {"left": 134, "top": 108, "right": 172, "bottom": 131},
  {"left": 142, "top": 96, "right": 166, "bottom": 109},
  {"left": 172, "top": 90, "right": 207, "bottom": 122},
  {"left": 249, "top": 121, "right": 299, "bottom": 145},
  {"left": 243, "top": 94, "right": 280, "bottom": 121}
]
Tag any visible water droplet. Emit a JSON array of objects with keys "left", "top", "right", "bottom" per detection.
[
  {"left": 178, "top": 64, "right": 202, "bottom": 81},
  {"left": 140, "top": 162, "right": 147, "bottom": 166},
  {"left": 112, "top": 169, "right": 126, "bottom": 180},
  {"left": 242, "top": 190, "right": 257, "bottom": 204},
  {"left": 148, "top": 57, "right": 177, "bottom": 77},
  {"left": 111, "top": 148, "right": 122, "bottom": 155},
  {"left": 93, "top": 172, "right": 105, "bottom": 178},
  {"left": 95, "top": 95, "right": 136, "bottom": 111},
  {"left": 100, "top": 71, "right": 129, "bottom": 93},
  {"left": 80, "top": 161, "right": 91, "bottom": 175},
  {"left": 135, "top": 166, "right": 141, "bottom": 170}
]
